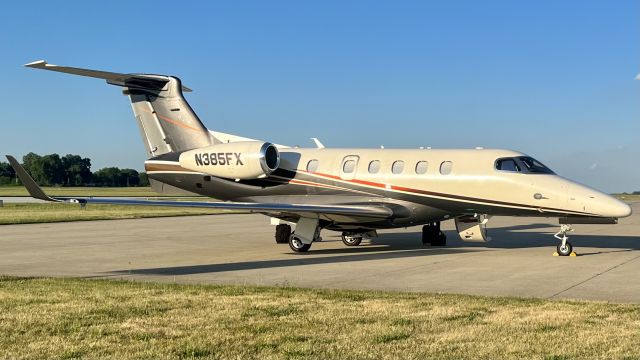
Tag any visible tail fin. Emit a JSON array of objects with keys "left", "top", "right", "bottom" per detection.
[{"left": 25, "top": 60, "right": 217, "bottom": 157}]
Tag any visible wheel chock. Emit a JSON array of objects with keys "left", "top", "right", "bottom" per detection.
[{"left": 552, "top": 252, "right": 578, "bottom": 257}]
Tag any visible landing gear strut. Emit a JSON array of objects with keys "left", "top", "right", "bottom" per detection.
[
  {"left": 422, "top": 222, "right": 446, "bottom": 246},
  {"left": 288, "top": 218, "right": 321, "bottom": 253},
  {"left": 554, "top": 224, "right": 574, "bottom": 256}
]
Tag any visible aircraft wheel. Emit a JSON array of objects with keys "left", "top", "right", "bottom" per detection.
[
  {"left": 557, "top": 241, "right": 573, "bottom": 256},
  {"left": 342, "top": 232, "right": 363, "bottom": 246},
  {"left": 289, "top": 234, "right": 311, "bottom": 252},
  {"left": 432, "top": 231, "right": 447, "bottom": 246},
  {"left": 275, "top": 224, "right": 291, "bottom": 244},
  {"left": 421, "top": 225, "right": 433, "bottom": 245}
]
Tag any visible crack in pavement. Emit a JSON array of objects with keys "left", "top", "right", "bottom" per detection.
[{"left": 548, "top": 250, "right": 640, "bottom": 299}]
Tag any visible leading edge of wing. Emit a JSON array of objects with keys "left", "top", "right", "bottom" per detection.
[
  {"left": 66, "top": 197, "right": 394, "bottom": 219},
  {"left": 6, "top": 154, "right": 393, "bottom": 219}
]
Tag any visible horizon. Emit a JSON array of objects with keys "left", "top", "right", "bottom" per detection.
[{"left": 1, "top": 1, "right": 638, "bottom": 192}]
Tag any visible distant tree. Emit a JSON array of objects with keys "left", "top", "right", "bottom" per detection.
[
  {"left": 120, "top": 169, "right": 140, "bottom": 187},
  {"left": 633, "top": 191, "right": 640, "bottom": 195},
  {"left": 139, "top": 172, "right": 150, "bottom": 187},
  {"left": 93, "top": 167, "right": 122, "bottom": 187},
  {"left": 22, "top": 152, "right": 45, "bottom": 184},
  {"left": 62, "top": 154, "right": 92, "bottom": 186},
  {"left": 40, "top": 154, "right": 64, "bottom": 186},
  {"left": 0, "top": 161, "right": 16, "bottom": 185}
]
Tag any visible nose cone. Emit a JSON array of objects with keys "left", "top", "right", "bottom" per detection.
[
  {"left": 603, "top": 197, "right": 632, "bottom": 218},
  {"left": 569, "top": 182, "right": 632, "bottom": 218}
]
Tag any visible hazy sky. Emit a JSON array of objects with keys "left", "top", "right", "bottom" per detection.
[{"left": 0, "top": 1, "right": 638, "bottom": 192}]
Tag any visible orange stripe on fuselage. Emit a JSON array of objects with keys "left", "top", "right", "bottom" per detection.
[{"left": 139, "top": 108, "right": 201, "bottom": 132}]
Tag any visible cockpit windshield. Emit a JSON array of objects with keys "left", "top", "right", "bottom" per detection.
[
  {"left": 495, "top": 156, "right": 554, "bottom": 174},
  {"left": 517, "top": 157, "right": 554, "bottom": 174}
]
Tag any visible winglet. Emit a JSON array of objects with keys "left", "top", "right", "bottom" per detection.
[{"left": 5, "top": 155, "right": 59, "bottom": 202}]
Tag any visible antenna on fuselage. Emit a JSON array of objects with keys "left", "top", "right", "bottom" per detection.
[{"left": 310, "top": 138, "right": 325, "bottom": 149}]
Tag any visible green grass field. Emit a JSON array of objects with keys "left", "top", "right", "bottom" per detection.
[
  {"left": 0, "top": 186, "right": 179, "bottom": 197},
  {"left": 0, "top": 277, "right": 638, "bottom": 359},
  {"left": 0, "top": 203, "right": 232, "bottom": 225}
]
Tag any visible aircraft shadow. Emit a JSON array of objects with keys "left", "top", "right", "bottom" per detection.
[
  {"left": 108, "top": 223, "right": 638, "bottom": 276},
  {"left": 373, "top": 224, "right": 640, "bottom": 251},
  {"left": 108, "top": 247, "right": 479, "bottom": 276}
]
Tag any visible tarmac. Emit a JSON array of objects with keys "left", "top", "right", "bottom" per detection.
[{"left": 0, "top": 201, "right": 638, "bottom": 303}]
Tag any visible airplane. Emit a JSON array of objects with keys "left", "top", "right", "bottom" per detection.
[{"left": 7, "top": 60, "right": 632, "bottom": 256}]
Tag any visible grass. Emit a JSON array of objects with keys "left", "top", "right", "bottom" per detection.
[
  {"left": 0, "top": 277, "right": 639, "bottom": 359},
  {"left": 0, "top": 203, "right": 233, "bottom": 225},
  {"left": 0, "top": 186, "right": 182, "bottom": 197},
  {"left": 615, "top": 194, "right": 640, "bottom": 201}
]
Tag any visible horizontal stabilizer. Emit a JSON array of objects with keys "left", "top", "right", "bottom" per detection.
[{"left": 24, "top": 60, "right": 192, "bottom": 92}]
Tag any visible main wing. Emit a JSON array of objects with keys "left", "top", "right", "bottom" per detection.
[{"left": 6, "top": 155, "right": 395, "bottom": 221}]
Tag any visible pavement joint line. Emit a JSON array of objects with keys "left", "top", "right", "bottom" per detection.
[{"left": 547, "top": 250, "right": 640, "bottom": 299}]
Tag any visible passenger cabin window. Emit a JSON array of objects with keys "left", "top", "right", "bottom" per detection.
[
  {"left": 368, "top": 160, "right": 381, "bottom": 174},
  {"left": 415, "top": 161, "right": 428, "bottom": 175},
  {"left": 343, "top": 160, "right": 356, "bottom": 173},
  {"left": 392, "top": 161, "right": 405, "bottom": 174},
  {"left": 306, "top": 159, "right": 319, "bottom": 173},
  {"left": 439, "top": 161, "right": 453, "bottom": 175},
  {"left": 495, "top": 158, "right": 520, "bottom": 172}
]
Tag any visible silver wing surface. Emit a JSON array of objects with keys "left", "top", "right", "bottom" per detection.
[{"left": 6, "top": 155, "right": 394, "bottom": 221}]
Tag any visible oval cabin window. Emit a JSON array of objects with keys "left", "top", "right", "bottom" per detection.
[
  {"left": 307, "top": 159, "right": 319, "bottom": 173},
  {"left": 368, "top": 160, "right": 381, "bottom": 174},
  {"left": 415, "top": 161, "right": 428, "bottom": 175},
  {"left": 392, "top": 161, "right": 405, "bottom": 174},
  {"left": 439, "top": 161, "right": 453, "bottom": 175},
  {"left": 343, "top": 160, "right": 356, "bottom": 173}
]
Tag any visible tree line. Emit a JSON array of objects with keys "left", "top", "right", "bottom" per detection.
[{"left": 0, "top": 153, "right": 149, "bottom": 187}]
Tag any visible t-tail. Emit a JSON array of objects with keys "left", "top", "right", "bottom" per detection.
[{"left": 24, "top": 60, "right": 218, "bottom": 157}]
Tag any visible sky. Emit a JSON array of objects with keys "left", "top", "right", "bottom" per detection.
[{"left": 0, "top": 0, "right": 638, "bottom": 192}]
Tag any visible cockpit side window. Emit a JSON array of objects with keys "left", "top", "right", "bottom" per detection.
[
  {"left": 495, "top": 158, "right": 520, "bottom": 172},
  {"left": 518, "top": 156, "right": 554, "bottom": 174}
]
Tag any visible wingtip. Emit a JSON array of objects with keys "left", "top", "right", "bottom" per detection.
[{"left": 24, "top": 60, "right": 48, "bottom": 68}]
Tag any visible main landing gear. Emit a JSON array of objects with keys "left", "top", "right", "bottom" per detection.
[
  {"left": 288, "top": 218, "right": 322, "bottom": 253},
  {"left": 273, "top": 219, "right": 322, "bottom": 253},
  {"left": 554, "top": 224, "right": 574, "bottom": 256},
  {"left": 341, "top": 232, "right": 363, "bottom": 246},
  {"left": 275, "top": 224, "right": 291, "bottom": 244},
  {"left": 422, "top": 221, "right": 446, "bottom": 246}
]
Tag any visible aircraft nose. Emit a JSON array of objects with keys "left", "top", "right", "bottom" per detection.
[
  {"left": 609, "top": 198, "right": 632, "bottom": 218},
  {"left": 599, "top": 196, "right": 632, "bottom": 218}
]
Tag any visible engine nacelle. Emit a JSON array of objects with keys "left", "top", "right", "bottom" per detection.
[
  {"left": 455, "top": 215, "right": 491, "bottom": 242},
  {"left": 179, "top": 141, "right": 280, "bottom": 180}
]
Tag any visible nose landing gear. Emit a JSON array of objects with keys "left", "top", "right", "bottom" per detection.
[{"left": 554, "top": 224, "right": 576, "bottom": 256}]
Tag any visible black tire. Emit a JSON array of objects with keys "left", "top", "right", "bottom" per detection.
[
  {"left": 275, "top": 224, "right": 291, "bottom": 244},
  {"left": 432, "top": 231, "right": 447, "bottom": 247},
  {"left": 342, "top": 232, "right": 362, "bottom": 246},
  {"left": 421, "top": 225, "right": 432, "bottom": 245},
  {"left": 557, "top": 242, "right": 573, "bottom": 256},
  {"left": 289, "top": 234, "right": 311, "bottom": 252}
]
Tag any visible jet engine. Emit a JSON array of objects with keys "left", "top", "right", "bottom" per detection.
[
  {"left": 179, "top": 141, "right": 280, "bottom": 180},
  {"left": 455, "top": 214, "right": 491, "bottom": 242}
]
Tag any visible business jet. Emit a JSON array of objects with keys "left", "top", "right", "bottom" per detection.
[{"left": 8, "top": 60, "right": 632, "bottom": 256}]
